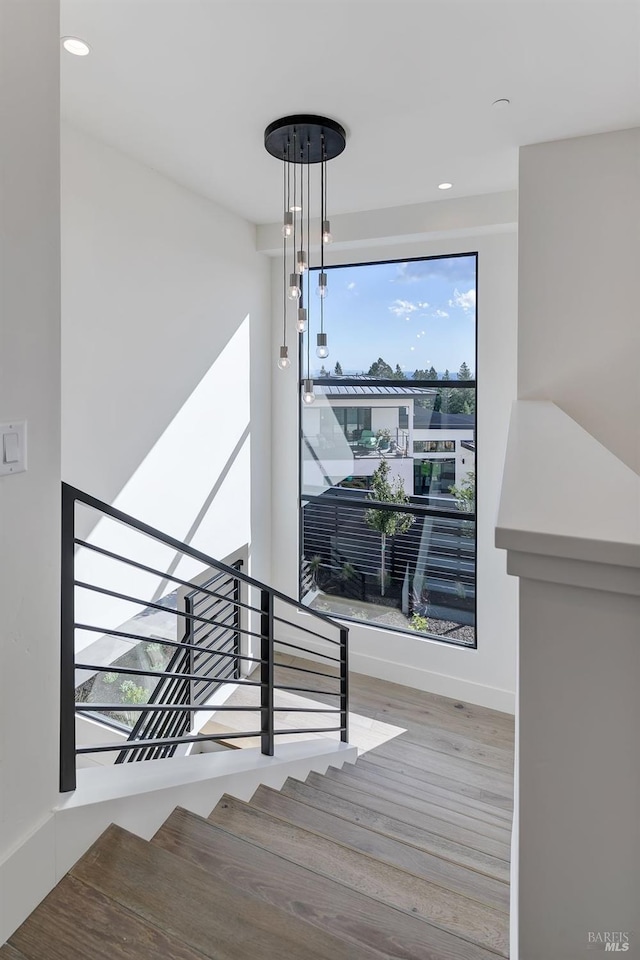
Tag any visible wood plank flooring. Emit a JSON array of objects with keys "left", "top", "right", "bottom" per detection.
[{"left": 2, "top": 660, "right": 514, "bottom": 959}]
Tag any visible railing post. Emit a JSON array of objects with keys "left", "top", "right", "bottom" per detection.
[
  {"left": 59, "top": 483, "right": 77, "bottom": 792},
  {"left": 260, "top": 589, "right": 274, "bottom": 756},
  {"left": 339, "top": 627, "right": 349, "bottom": 743},
  {"left": 233, "top": 561, "right": 242, "bottom": 680}
]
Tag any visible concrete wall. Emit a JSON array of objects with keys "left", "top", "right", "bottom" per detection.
[
  {"left": 61, "top": 125, "right": 272, "bottom": 632},
  {"left": 0, "top": 0, "right": 61, "bottom": 936},
  {"left": 272, "top": 225, "right": 518, "bottom": 712},
  {"left": 519, "top": 127, "right": 640, "bottom": 471}
]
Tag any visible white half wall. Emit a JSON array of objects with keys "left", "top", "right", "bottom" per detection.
[
  {"left": 0, "top": 0, "right": 61, "bottom": 897},
  {"left": 61, "top": 124, "right": 272, "bottom": 617},
  {"left": 271, "top": 228, "right": 518, "bottom": 713},
  {"left": 519, "top": 127, "right": 640, "bottom": 473}
]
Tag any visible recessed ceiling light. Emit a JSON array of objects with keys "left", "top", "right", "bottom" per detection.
[
  {"left": 62, "top": 37, "right": 90, "bottom": 56},
  {"left": 492, "top": 98, "right": 511, "bottom": 108},
  {"left": 438, "top": 182, "right": 453, "bottom": 190}
]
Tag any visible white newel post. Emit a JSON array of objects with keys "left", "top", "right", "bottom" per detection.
[{"left": 497, "top": 401, "right": 640, "bottom": 959}]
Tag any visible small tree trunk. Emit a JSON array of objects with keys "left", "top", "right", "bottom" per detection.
[{"left": 380, "top": 533, "right": 386, "bottom": 596}]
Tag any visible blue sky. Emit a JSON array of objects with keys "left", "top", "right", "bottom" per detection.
[{"left": 305, "top": 254, "right": 476, "bottom": 377}]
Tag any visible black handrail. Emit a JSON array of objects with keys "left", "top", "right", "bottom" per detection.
[
  {"left": 63, "top": 483, "right": 344, "bottom": 628},
  {"left": 60, "top": 483, "right": 349, "bottom": 791}
]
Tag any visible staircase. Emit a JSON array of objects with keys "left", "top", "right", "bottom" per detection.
[{"left": 3, "top": 671, "right": 513, "bottom": 960}]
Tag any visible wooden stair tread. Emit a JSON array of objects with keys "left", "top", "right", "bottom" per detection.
[
  {"left": 8, "top": 874, "right": 210, "bottom": 960},
  {"left": 302, "top": 772, "right": 512, "bottom": 862},
  {"left": 366, "top": 740, "right": 514, "bottom": 798},
  {"left": 0, "top": 946, "right": 28, "bottom": 960},
  {"left": 361, "top": 750, "right": 514, "bottom": 812},
  {"left": 279, "top": 778, "right": 510, "bottom": 882},
  {"left": 71, "top": 824, "right": 378, "bottom": 960},
  {"left": 351, "top": 758, "right": 513, "bottom": 826},
  {"left": 153, "top": 805, "right": 503, "bottom": 960},
  {"left": 319, "top": 766, "right": 512, "bottom": 843},
  {"left": 209, "top": 794, "right": 509, "bottom": 957},
  {"left": 249, "top": 784, "right": 510, "bottom": 912}
]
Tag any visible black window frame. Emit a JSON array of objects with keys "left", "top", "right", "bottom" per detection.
[{"left": 298, "top": 251, "right": 478, "bottom": 650}]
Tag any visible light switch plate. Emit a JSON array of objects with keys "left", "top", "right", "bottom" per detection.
[{"left": 0, "top": 421, "right": 27, "bottom": 476}]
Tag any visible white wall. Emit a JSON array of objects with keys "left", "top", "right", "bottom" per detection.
[
  {"left": 0, "top": 0, "right": 61, "bottom": 934},
  {"left": 62, "top": 125, "right": 272, "bottom": 632},
  {"left": 512, "top": 128, "right": 640, "bottom": 959},
  {"left": 519, "top": 128, "right": 640, "bottom": 472},
  {"left": 272, "top": 226, "right": 518, "bottom": 712}
]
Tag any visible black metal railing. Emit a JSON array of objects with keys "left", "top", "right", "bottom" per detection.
[{"left": 60, "top": 483, "right": 349, "bottom": 792}]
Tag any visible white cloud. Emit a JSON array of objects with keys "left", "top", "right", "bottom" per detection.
[
  {"left": 418, "top": 301, "right": 430, "bottom": 309},
  {"left": 389, "top": 299, "right": 419, "bottom": 317},
  {"left": 432, "top": 309, "right": 449, "bottom": 318},
  {"left": 448, "top": 288, "right": 476, "bottom": 314}
]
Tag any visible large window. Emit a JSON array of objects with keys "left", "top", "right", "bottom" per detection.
[{"left": 300, "top": 254, "right": 476, "bottom": 647}]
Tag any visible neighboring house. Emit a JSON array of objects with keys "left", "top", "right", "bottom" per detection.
[{"left": 303, "top": 378, "right": 474, "bottom": 498}]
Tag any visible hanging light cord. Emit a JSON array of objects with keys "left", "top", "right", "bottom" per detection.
[
  {"left": 292, "top": 131, "right": 297, "bottom": 287},
  {"left": 282, "top": 145, "right": 287, "bottom": 348},
  {"left": 320, "top": 136, "right": 325, "bottom": 336}
]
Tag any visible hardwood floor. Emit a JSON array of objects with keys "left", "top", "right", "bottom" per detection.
[{"left": 2, "top": 662, "right": 514, "bottom": 959}]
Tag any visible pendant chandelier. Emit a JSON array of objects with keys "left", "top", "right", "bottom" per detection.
[{"left": 264, "top": 115, "right": 346, "bottom": 403}]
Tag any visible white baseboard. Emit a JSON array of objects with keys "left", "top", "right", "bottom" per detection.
[
  {"left": 0, "top": 739, "right": 356, "bottom": 946},
  {"left": 349, "top": 647, "right": 516, "bottom": 714}
]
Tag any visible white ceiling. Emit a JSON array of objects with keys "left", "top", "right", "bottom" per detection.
[{"left": 61, "top": 0, "right": 640, "bottom": 224}]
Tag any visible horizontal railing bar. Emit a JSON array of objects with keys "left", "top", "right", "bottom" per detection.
[
  {"left": 273, "top": 660, "right": 340, "bottom": 681},
  {"left": 191, "top": 621, "right": 236, "bottom": 650},
  {"left": 192, "top": 613, "right": 237, "bottom": 641},
  {"left": 75, "top": 623, "right": 264, "bottom": 664},
  {"left": 194, "top": 597, "right": 236, "bottom": 622},
  {"left": 273, "top": 639, "right": 341, "bottom": 663},
  {"left": 65, "top": 483, "right": 343, "bottom": 630},
  {"left": 273, "top": 707, "right": 340, "bottom": 713},
  {"left": 192, "top": 640, "right": 237, "bottom": 665},
  {"left": 272, "top": 614, "right": 341, "bottom": 645},
  {"left": 276, "top": 684, "right": 340, "bottom": 696},
  {"left": 73, "top": 538, "right": 256, "bottom": 614},
  {"left": 76, "top": 662, "right": 260, "bottom": 687},
  {"left": 77, "top": 729, "right": 265, "bottom": 755},
  {"left": 76, "top": 703, "right": 268, "bottom": 713},
  {"left": 74, "top": 580, "right": 264, "bottom": 640},
  {"left": 273, "top": 726, "right": 344, "bottom": 735},
  {"left": 302, "top": 494, "right": 475, "bottom": 521}
]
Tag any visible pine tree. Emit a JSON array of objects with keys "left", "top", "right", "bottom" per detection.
[
  {"left": 367, "top": 357, "right": 394, "bottom": 378},
  {"left": 334, "top": 361, "right": 343, "bottom": 376},
  {"left": 319, "top": 364, "right": 328, "bottom": 377},
  {"left": 427, "top": 366, "right": 438, "bottom": 380},
  {"left": 393, "top": 364, "right": 407, "bottom": 380},
  {"left": 458, "top": 361, "right": 472, "bottom": 380}
]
